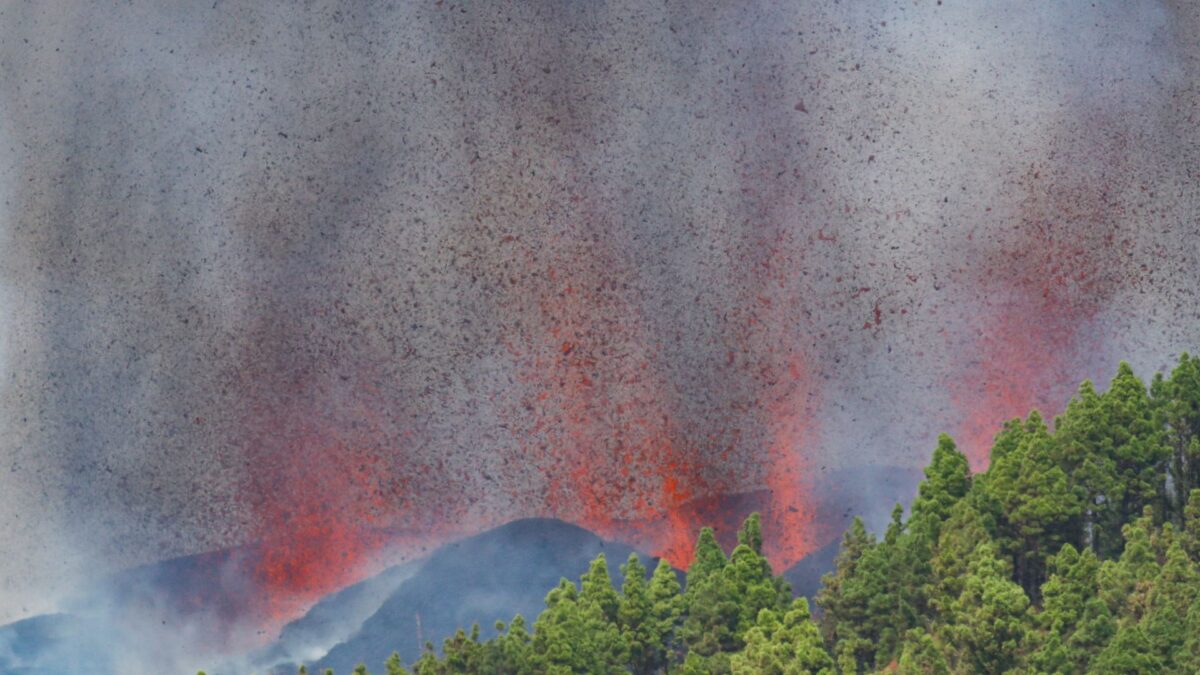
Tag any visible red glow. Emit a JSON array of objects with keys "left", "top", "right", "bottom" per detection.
[
  {"left": 763, "top": 355, "right": 818, "bottom": 570},
  {"left": 504, "top": 238, "right": 717, "bottom": 570},
  {"left": 249, "top": 498, "right": 384, "bottom": 621},
  {"left": 235, "top": 371, "right": 419, "bottom": 627},
  {"left": 952, "top": 157, "right": 1131, "bottom": 469},
  {"left": 953, "top": 297, "right": 1081, "bottom": 471},
  {"left": 224, "top": 154, "right": 831, "bottom": 628}
]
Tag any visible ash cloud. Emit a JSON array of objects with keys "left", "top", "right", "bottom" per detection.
[{"left": 0, "top": 0, "right": 1198, "bottom": 656}]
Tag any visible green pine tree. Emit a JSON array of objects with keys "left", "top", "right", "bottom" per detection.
[
  {"left": 910, "top": 434, "right": 971, "bottom": 533},
  {"left": 385, "top": 651, "right": 409, "bottom": 675},
  {"left": 646, "top": 559, "right": 683, "bottom": 669},
  {"left": 1089, "top": 623, "right": 1162, "bottom": 674},
  {"left": 1182, "top": 488, "right": 1200, "bottom": 560},
  {"left": 532, "top": 570, "right": 628, "bottom": 674},
  {"left": 618, "top": 553, "right": 654, "bottom": 674},
  {"left": 895, "top": 627, "right": 949, "bottom": 675},
  {"left": 1105, "top": 363, "right": 1171, "bottom": 533},
  {"left": 681, "top": 528, "right": 739, "bottom": 663},
  {"left": 729, "top": 598, "right": 834, "bottom": 674},
  {"left": 1157, "top": 354, "right": 1200, "bottom": 515},
  {"left": 1141, "top": 540, "right": 1199, "bottom": 671},
  {"left": 930, "top": 499, "right": 993, "bottom": 615},
  {"left": 815, "top": 516, "right": 875, "bottom": 650},
  {"left": 1029, "top": 543, "right": 1108, "bottom": 673},
  {"left": 984, "top": 411, "right": 1084, "bottom": 595},
  {"left": 942, "top": 541, "right": 1030, "bottom": 674}
]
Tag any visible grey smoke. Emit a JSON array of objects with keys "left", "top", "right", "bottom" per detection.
[{"left": 0, "top": 3, "right": 1197, "bottom": 666}]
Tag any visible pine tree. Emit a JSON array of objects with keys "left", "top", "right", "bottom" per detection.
[
  {"left": 688, "top": 527, "right": 727, "bottom": 584},
  {"left": 815, "top": 517, "right": 874, "bottom": 648},
  {"left": 1179, "top": 594, "right": 1200, "bottom": 672},
  {"left": 1159, "top": 354, "right": 1200, "bottom": 514},
  {"left": 619, "top": 553, "right": 654, "bottom": 674},
  {"left": 1066, "top": 597, "right": 1116, "bottom": 671},
  {"left": 1089, "top": 623, "right": 1162, "bottom": 674},
  {"left": 725, "top": 518, "right": 791, "bottom": 639},
  {"left": 1054, "top": 379, "right": 1122, "bottom": 556},
  {"left": 737, "top": 512, "right": 764, "bottom": 554},
  {"left": 895, "top": 628, "right": 949, "bottom": 675},
  {"left": 1105, "top": 362, "right": 1170, "bottom": 532},
  {"left": 1141, "top": 540, "right": 1199, "bottom": 671},
  {"left": 439, "top": 625, "right": 485, "bottom": 673},
  {"left": 1029, "top": 543, "right": 1107, "bottom": 673},
  {"left": 872, "top": 505, "right": 927, "bottom": 665},
  {"left": 580, "top": 554, "right": 621, "bottom": 624},
  {"left": 816, "top": 506, "right": 917, "bottom": 671},
  {"left": 411, "top": 647, "right": 442, "bottom": 675},
  {"left": 1098, "top": 507, "right": 1160, "bottom": 620},
  {"left": 816, "top": 505, "right": 931, "bottom": 671},
  {"left": 532, "top": 572, "right": 628, "bottom": 674},
  {"left": 385, "top": 651, "right": 409, "bottom": 675},
  {"left": 942, "top": 541, "right": 1030, "bottom": 674},
  {"left": 930, "top": 500, "right": 992, "bottom": 614},
  {"left": 1183, "top": 488, "right": 1200, "bottom": 560},
  {"left": 485, "top": 616, "right": 533, "bottom": 674},
  {"left": 784, "top": 599, "right": 836, "bottom": 675},
  {"left": 646, "top": 559, "right": 683, "bottom": 668},
  {"left": 729, "top": 598, "right": 834, "bottom": 674},
  {"left": 910, "top": 434, "right": 971, "bottom": 533},
  {"left": 532, "top": 578, "right": 583, "bottom": 669},
  {"left": 681, "top": 528, "right": 739, "bottom": 662},
  {"left": 619, "top": 554, "right": 684, "bottom": 674},
  {"left": 984, "top": 411, "right": 1084, "bottom": 595}
]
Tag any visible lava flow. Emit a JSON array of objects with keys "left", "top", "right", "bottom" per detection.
[{"left": 242, "top": 403, "right": 392, "bottom": 623}]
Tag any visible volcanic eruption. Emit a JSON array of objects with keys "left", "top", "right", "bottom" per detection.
[{"left": 1, "top": 2, "right": 1199, "bottom": 671}]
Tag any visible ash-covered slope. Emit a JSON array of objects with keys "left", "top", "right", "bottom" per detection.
[
  {"left": 0, "top": 613, "right": 111, "bottom": 675},
  {"left": 0, "top": 547, "right": 264, "bottom": 675},
  {"left": 309, "top": 518, "right": 651, "bottom": 673},
  {"left": 241, "top": 561, "right": 418, "bottom": 674},
  {"left": 0, "top": 465, "right": 918, "bottom": 673},
  {"left": 782, "top": 539, "right": 842, "bottom": 600},
  {"left": 287, "top": 465, "right": 920, "bottom": 671},
  {"left": 0, "top": 541, "right": 412, "bottom": 675},
  {"left": 306, "top": 466, "right": 919, "bottom": 672}
]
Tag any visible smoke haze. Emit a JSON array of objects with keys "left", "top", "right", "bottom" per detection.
[{"left": 1, "top": 0, "right": 1197, "bottom": 656}]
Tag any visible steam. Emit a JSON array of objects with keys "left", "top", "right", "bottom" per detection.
[{"left": 0, "top": 0, "right": 1198, "bottom": 670}]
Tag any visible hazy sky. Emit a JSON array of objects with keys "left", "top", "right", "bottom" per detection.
[{"left": 1, "top": 0, "right": 1198, "bottom": 623}]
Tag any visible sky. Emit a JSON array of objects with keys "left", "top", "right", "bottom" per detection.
[{"left": 1, "top": 0, "right": 1198, "bottom": 626}]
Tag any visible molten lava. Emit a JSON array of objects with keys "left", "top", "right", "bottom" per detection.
[
  {"left": 505, "top": 239, "right": 721, "bottom": 570},
  {"left": 236, "top": 372, "right": 414, "bottom": 625},
  {"left": 763, "top": 354, "right": 819, "bottom": 570}
]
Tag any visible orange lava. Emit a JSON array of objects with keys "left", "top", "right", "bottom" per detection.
[
  {"left": 763, "top": 354, "right": 819, "bottom": 570},
  {"left": 250, "top": 498, "right": 387, "bottom": 622},
  {"left": 505, "top": 239, "right": 715, "bottom": 569},
  {"left": 239, "top": 375, "right": 401, "bottom": 626}
]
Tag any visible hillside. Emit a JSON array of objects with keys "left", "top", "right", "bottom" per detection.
[{"left": 318, "top": 355, "right": 1200, "bottom": 674}]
